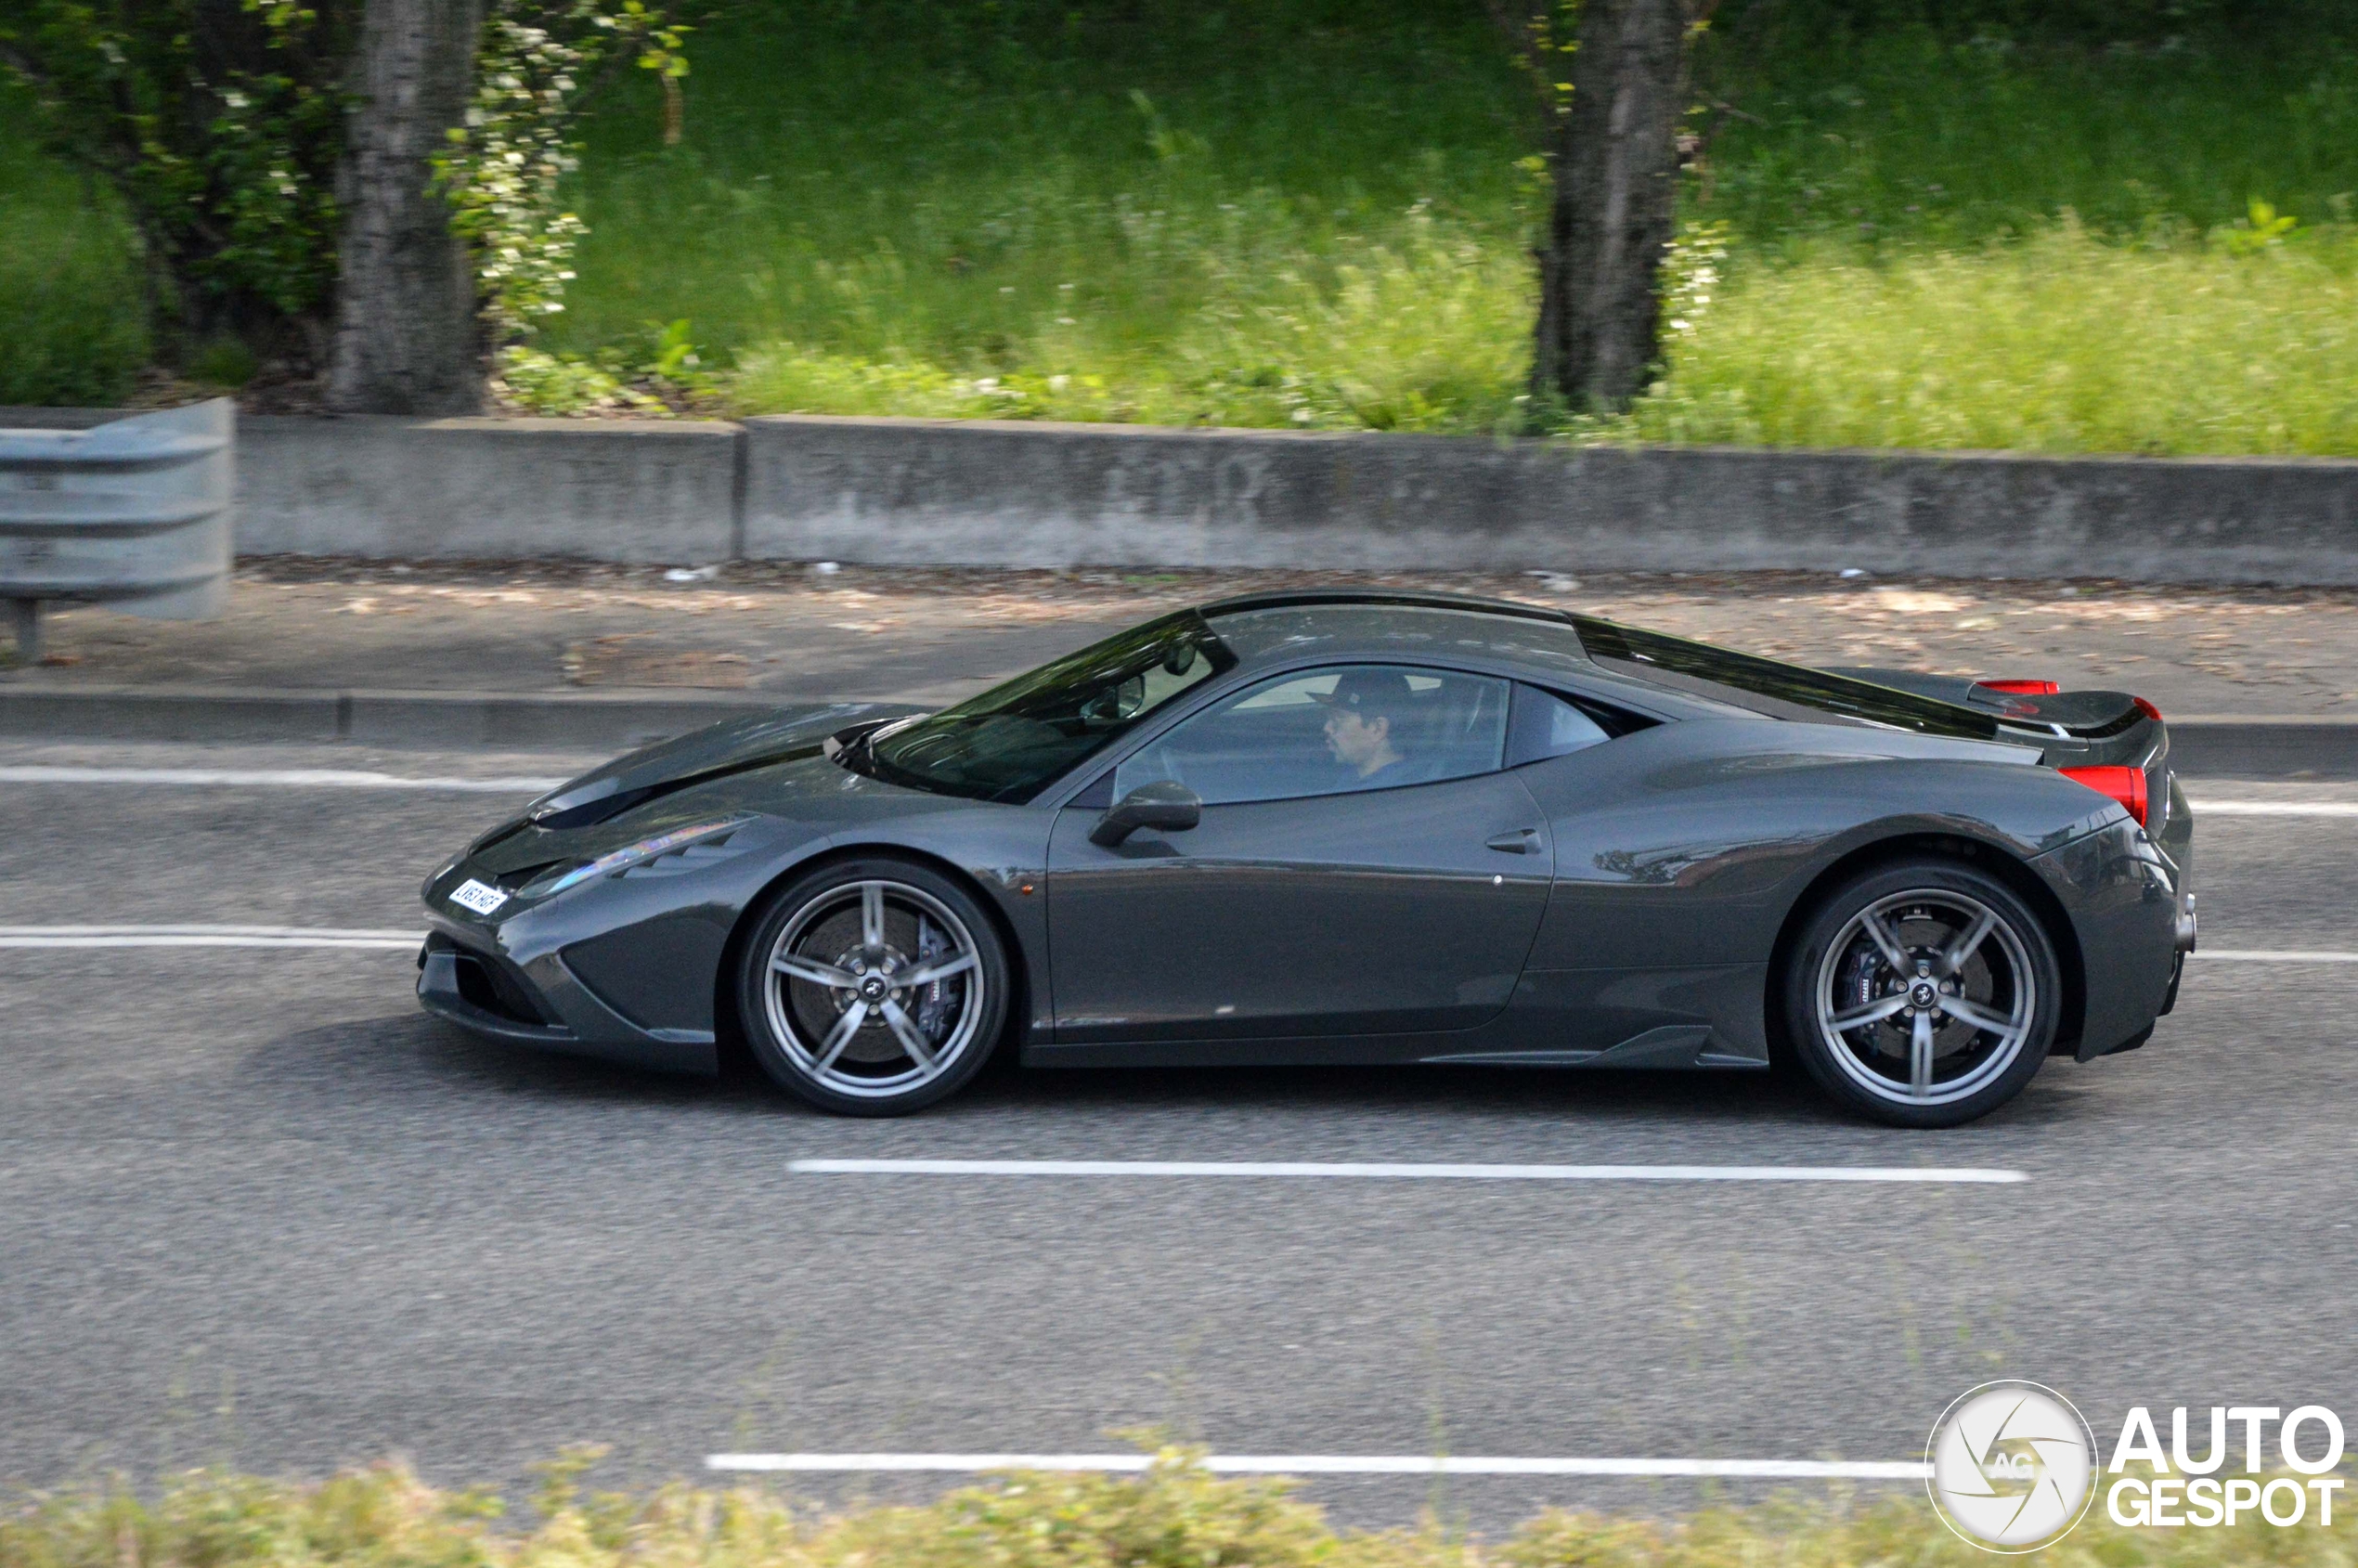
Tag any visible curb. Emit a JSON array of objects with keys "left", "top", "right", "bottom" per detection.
[
  {"left": 0, "top": 685, "right": 783, "bottom": 751},
  {"left": 3, "top": 684, "right": 2355, "bottom": 776}
]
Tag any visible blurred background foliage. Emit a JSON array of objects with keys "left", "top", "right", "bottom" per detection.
[
  {"left": 0, "top": 93, "right": 153, "bottom": 407},
  {"left": 7, "top": 0, "right": 2358, "bottom": 451},
  {"left": 0, "top": 0, "right": 355, "bottom": 401}
]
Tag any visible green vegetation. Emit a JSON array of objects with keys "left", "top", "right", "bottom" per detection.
[
  {"left": 7, "top": 1, "right": 2358, "bottom": 451},
  {"left": 3, "top": 1450, "right": 2351, "bottom": 1568},
  {"left": 1699, "top": 19, "right": 2358, "bottom": 252},
  {"left": 0, "top": 100, "right": 148, "bottom": 407},
  {"left": 1632, "top": 223, "right": 2358, "bottom": 455},
  {"left": 549, "top": 1, "right": 1532, "bottom": 430}
]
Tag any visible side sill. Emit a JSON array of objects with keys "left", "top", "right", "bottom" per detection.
[{"left": 1422, "top": 1025, "right": 1764, "bottom": 1069}]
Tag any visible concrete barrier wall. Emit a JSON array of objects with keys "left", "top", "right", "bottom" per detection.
[
  {"left": 11, "top": 406, "right": 2358, "bottom": 582},
  {"left": 239, "top": 416, "right": 741, "bottom": 562},
  {"left": 0, "top": 408, "right": 741, "bottom": 563},
  {"left": 740, "top": 415, "right": 2358, "bottom": 582}
]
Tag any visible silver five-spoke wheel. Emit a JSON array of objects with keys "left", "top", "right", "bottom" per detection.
[
  {"left": 741, "top": 862, "right": 1007, "bottom": 1114},
  {"left": 1815, "top": 889, "right": 2035, "bottom": 1108},
  {"left": 1785, "top": 861, "right": 2058, "bottom": 1127}
]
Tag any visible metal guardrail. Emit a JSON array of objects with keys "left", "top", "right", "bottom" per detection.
[{"left": 0, "top": 399, "right": 234, "bottom": 662}]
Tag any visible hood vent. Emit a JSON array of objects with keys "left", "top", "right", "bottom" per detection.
[
  {"left": 617, "top": 839, "right": 745, "bottom": 878},
  {"left": 531, "top": 744, "right": 826, "bottom": 831},
  {"left": 493, "top": 858, "right": 581, "bottom": 893},
  {"left": 534, "top": 786, "right": 656, "bottom": 832}
]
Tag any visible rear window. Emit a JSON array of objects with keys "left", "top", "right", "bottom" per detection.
[{"left": 1570, "top": 616, "right": 2000, "bottom": 741}]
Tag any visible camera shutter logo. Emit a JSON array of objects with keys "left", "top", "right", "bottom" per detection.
[{"left": 1927, "top": 1381, "right": 2099, "bottom": 1551}]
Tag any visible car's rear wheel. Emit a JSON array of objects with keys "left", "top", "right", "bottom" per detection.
[
  {"left": 1781, "top": 859, "right": 2059, "bottom": 1128},
  {"left": 738, "top": 858, "right": 1008, "bottom": 1116}
]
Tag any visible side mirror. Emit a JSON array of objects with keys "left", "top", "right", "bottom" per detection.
[{"left": 1089, "top": 781, "right": 1202, "bottom": 848}]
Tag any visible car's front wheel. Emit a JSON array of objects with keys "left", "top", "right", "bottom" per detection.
[
  {"left": 1781, "top": 859, "right": 2060, "bottom": 1128},
  {"left": 738, "top": 859, "right": 1009, "bottom": 1116}
]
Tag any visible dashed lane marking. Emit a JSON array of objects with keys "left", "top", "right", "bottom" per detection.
[
  {"left": 2195, "top": 949, "right": 2358, "bottom": 963},
  {"left": 0, "top": 765, "right": 562, "bottom": 792},
  {"left": 788, "top": 1158, "right": 2026, "bottom": 1184},
  {"left": 0, "top": 925, "right": 421, "bottom": 950},
  {"left": 3, "top": 771, "right": 2354, "bottom": 813}
]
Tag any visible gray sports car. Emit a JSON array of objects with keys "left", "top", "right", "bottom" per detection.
[{"left": 419, "top": 590, "right": 2195, "bottom": 1127}]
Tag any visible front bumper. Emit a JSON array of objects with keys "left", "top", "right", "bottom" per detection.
[
  {"left": 417, "top": 931, "right": 576, "bottom": 1045},
  {"left": 416, "top": 919, "right": 719, "bottom": 1074}
]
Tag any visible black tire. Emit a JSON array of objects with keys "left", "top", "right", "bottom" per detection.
[
  {"left": 1781, "top": 858, "right": 2061, "bottom": 1128},
  {"left": 736, "top": 857, "right": 1010, "bottom": 1116}
]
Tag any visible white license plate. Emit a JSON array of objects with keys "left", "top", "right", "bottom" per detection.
[{"left": 448, "top": 878, "right": 509, "bottom": 916}]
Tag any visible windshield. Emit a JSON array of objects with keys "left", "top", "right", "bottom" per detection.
[
  {"left": 863, "top": 611, "right": 1237, "bottom": 801},
  {"left": 1570, "top": 615, "right": 2002, "bottom": 741}
]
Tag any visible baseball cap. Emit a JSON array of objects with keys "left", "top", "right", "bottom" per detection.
[{"left": 1311, "top": 667, "right": 1416, "bottom": 719}]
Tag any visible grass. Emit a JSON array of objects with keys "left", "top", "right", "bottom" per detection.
[
  {"left": 5, "top": 1450, "right": 2352, "bottom": 1568},
  {"left": 0, "top": 94, "right": 149, "bottom": 408},
  {"left": 1626, "top": 222, "right": 2358, "bottom": 455},
  {"left": 8, "top": 1, "right": 2358, "bottom": 453},
  {"left": 718, "top": 201, "right": 1533, "bottom": 433},
  {"left": 552, "top": 0, "right": 1533, "bottom": 432},
  {"left": 1694, "top": 20, "right": 2358, "bottom": 253}
]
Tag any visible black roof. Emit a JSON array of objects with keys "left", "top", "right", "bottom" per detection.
[
  {"left": 1197, "top": 590, "right": 1597, "bottom": 678},
  {"left": 1194, "top": 587, "right": 2028, "bottom": 744},
  {"left": 1198, "top": 587, "right": 1574, "bottom": 628}
]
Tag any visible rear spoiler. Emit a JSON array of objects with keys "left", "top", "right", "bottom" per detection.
[
  {"left": 1820, "top": 667, "right": 2168, "bottom": 781},
  {"left": 1822, "top": 667, "right": 2149, "bottom": 740}
]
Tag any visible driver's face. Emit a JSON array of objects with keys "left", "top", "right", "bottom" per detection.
[{"left": 1324, "top": 707, "right": 1387, "bottom": 768}]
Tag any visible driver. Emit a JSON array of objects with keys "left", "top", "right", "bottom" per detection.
[{"left": 1315, "top": 667, "right": 1433, "bottom": 785}]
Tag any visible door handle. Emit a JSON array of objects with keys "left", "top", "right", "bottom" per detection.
[{"left": 1485, "top": 828, "right": 1541, "bottom": 854}]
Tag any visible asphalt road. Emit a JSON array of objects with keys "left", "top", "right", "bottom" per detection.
[{"left": 4, "top": 737, "right": 2354, "bottom": 1532}]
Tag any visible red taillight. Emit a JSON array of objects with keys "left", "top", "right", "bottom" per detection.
[
  {"left": 2061, "top": 764, "right": 2149, "bottom": 827},
  {"left": 1978, "top": 678, "right": 2062, "bottom": 695},
  {"left": 2131, "top": 695, "right": 2162, "bottom": 722}
]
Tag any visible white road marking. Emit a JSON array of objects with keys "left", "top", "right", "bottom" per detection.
[
  {"left": 2195, "top": 949, "right": 2358, "bottom": 963},
  {"left": 0, "top": 925, "right": 421, "bottom": 950},
  {"left": 705, "top": 1452, "right": 1928, "bottom": 1480},
  {"left": 788, "top": 1158, "right": 2025, "bottom": 1184},
  {"left": 6, "top": 774, "right": 2346, "bottom": 810},
  {"left": 0, "top": 765, "right": 561, "bottom": 793}
]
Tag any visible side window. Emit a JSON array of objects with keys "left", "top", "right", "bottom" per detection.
[
  {"left": 1114, "top": 665, "right": 1511, "bottom": 806},
  {"left": 1506, "top": 684, "right": 1612, "bottom": 766}
]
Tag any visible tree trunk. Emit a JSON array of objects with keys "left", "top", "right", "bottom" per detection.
[
  {"left": 328, "top": 0, "right": 485, "bottom": 415},
  {"left": 1529, "top": 0, "right": 1690, "bottom": 417}
]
